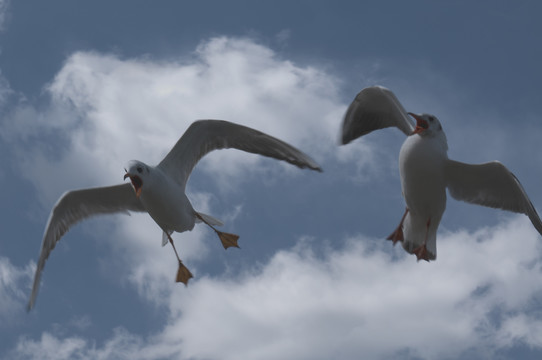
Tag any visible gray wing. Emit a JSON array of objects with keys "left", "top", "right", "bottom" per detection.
[
  {"left": 28, "top": 183, "right": 145, "bottom": 311},
  {"left": 341, "top": 86, "right": 414, "bottom": 144},
  {"left": 157, "top": 119, "right": 322, "bottom": 190},
  {"left": 445, "top": 159, "right": 542, "bottom": 235}
]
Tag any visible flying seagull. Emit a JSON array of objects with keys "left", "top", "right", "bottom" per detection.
[
  {"left": 28, "top": 119, "right": 322, "bottom": 310},
  {"left": 341, "top": 85, "right": 542, "bottom": 261}
]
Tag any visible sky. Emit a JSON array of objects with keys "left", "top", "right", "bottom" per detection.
[{"left": 1, "top": 0, "right": 542, "bottom": 359}]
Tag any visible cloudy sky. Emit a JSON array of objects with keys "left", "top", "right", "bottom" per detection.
[{"left": 1, "top": 1, "right": 542, "bottom": 359}]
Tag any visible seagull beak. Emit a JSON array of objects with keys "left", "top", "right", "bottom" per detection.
[
  {"left": 124, "top": 173, "right": 143, "bottom": 198},
  {"left": 409, "top": 113, "right": 429, "bottom": 135}
]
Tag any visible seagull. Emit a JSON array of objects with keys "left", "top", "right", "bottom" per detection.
[
  {"left": 28, "top": 119, "right": 322, "bottom": 310},
  {"left": 341, "top": 85, "right": 542, "bottom": 261}
]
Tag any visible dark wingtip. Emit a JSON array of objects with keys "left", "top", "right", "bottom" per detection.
[{"left": 307, "top": 162, "right": 323, "bottom": 172}]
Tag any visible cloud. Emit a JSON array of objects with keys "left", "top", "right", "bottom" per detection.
[
  {"left": 0, "top": 257, "right": 33, "bottom": 324},
  {"left": 0, "top": 0, "right": 9, "bottom": 32},
  {"left": 164, "top": 216, "right": 542, "bottom": 360},
  {"left": 1, "top": 36, "right": 344, "bottom": 205},
  {"left": 4, "top": 35, "right": 542, "bottom": 360},
  {"left": 0, "top": 35, "right": 347, "bottom": 313},
  {"left": 0, "top": 35, "right": 346, "bottom": 315},
  {"left": 104, "top": 192, "right": 221, "bottom": 306},
  {"left": 7, "top": 216, "right": 542, "bottom": 360}
]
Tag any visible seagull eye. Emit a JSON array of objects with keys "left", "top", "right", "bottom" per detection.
[
  {"left": 428, "top": 116, "right": 434, "bottom": 122},
  {"left": 137, "top": 166, "right": 143, "bottom": 174}
]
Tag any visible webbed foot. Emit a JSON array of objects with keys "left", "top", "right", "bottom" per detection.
[
  {"left": 217, "top": 231, "right": 240, "bottom": 249},
  {"left": 412, "top": 245, "right": 431, "bottom": 262},
  {"left": 386, "top": 226, "right": 404, "bottom": 245},
  {"left": 176, "top": 261, "right": 194, "bottom": 285},
  {"left": 387, "top": 208, "right": 409, "bottom": 245}
]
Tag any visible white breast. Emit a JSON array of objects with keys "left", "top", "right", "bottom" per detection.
[
  {"left": 139, "top": 169, "right": 196, "bottom": 233},
  {"left": 399, "top": 134, "right": 447, "bottom": 214},
  {"left": 398, "top": 133, "right": 448, "bottom": 258}
]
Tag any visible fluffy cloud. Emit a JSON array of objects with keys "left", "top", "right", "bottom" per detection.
[
  {"left": 165, "top": 216, "right": 542, "bottom": 360},
  {"left": 3, "top": 35, "right": 542, "bottom": 360},
  {"left": 0, "top": 35, "right": 344, "bottom": 312},
  {"left": 7, "top": 217, "right": 542, "bottom": 360},
  {"left": 0, "top": 257, "right": 33, "bottom": 323},
  {"left": 1, "top": 36, "right": 347, "bottom": 206}
]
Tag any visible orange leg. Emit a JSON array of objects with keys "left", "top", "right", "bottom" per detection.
[
  {"left": 387, "top": 208, "right": 409, "bottom": 245},
  {"left": 167, "top": 233, "right": 194, "bottom": 285},
  {"left": 195, "top": 213, "right": 240, "bottom": 250},
  {"left": 412, "top": 218, "right": 431, "bottom": 262}
]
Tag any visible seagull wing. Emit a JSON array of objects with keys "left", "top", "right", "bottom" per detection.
[
  {"left": 28, "top": 183, "right": 145, "bottom": 310},
  {"left": 341, "top": 85, "right": 414, "bottom": 144},
  {"left": 157, "top": 119, "right": 322, "bottom": 190},
  {"left": 445, "top": 159, "right": 542, "bottom": 235}
]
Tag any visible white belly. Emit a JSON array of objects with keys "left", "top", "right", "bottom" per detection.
[
  {"left": 398, "top": 135, "right": 448, "bottom": 258},
  {"left": 140, "top": 174, "right": 196, "bottom": 233}
]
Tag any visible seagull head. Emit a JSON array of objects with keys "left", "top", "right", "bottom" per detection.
[
  {"left": 124, "top": 160, "right": 150, "bottom": 198},
  {"left": 408, "top": 113, "right": 443, "bottom": 137}
]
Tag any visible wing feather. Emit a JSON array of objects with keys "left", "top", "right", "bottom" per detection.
[
  {"left": 28, "top": 183, "right": 145, "bottom": 310},
  {"left": 445, "top": 159, "right": 542, "bottom": 235},
  {"left": 341, "top": 86, "right": 414, "bottom": 144},
  {"left": 158, "top": 120, "right": 322, "bottom": 189}
]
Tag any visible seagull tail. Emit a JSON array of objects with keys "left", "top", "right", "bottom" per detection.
[
  {"left": 162, "top": 230, "right": 173, "bottom": 247},
  {"left": 195, "top": 212, "right": 224, "bottom": 226},
  {"left": 401, "top": 215, "right": 437, "bottom": 261}
]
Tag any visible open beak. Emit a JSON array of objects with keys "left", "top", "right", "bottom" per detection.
[
  {"left": 124, "top": 173, "right": 143, "bottom": 198},
  {"left": 408, "top": 112, "right": 428, "bottom": 135}
]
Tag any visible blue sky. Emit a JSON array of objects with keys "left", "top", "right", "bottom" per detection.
[{"left": 1, "top": 1, "right": 542, "bottom": 359}]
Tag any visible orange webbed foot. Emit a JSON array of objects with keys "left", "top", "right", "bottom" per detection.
[
  {"left": 412, "top": 245, "right": 431, "bottom": 262},
  {"left": 386, "top": 226, "right": 404, "bottom": 245},
  {"left": 176, "top": 261, "right": 194, "bottom": 285},
  {"left": 217, "top": 231, "right": 240, "bottom": 250}
]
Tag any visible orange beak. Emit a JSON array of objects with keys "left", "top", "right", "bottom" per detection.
[
  {"left": 408, "top": 113, "right": 428, "bottom": 135},
  {"left": 124, "top": 173, "right": 143, "bottom": 198}
]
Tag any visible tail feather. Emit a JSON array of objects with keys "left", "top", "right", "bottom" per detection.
[
  {"left": 402, "top": 212, "right": 437, "bottom": 261},
  {"left": 162, "top": 230, "right": 173, "bottom": 247},
  {"left": 196, "top": 212, "right": 224, "bottom": 226}
]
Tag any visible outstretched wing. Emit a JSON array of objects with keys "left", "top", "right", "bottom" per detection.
[
  {"left": 341, "top": 85, "right": 414, "bottom": 144},
  {"left": 28, "top": 183, "right": 145, "bottom": 310},
  {"left": 445, "top": 159, "right": 542, "bottom": 235},
  {"left": 158, "top": 119, "right": 322, "bottom": 189}
]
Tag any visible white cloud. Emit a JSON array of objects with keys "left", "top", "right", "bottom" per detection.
[
  {"left": 165, "top": 216, "right": 542, "bottom": 360},
  {"left": 0, "top": 257, "right": 33, "bottom": 323},
  {"left": 4, "top": 35, "right": 542, "bottom": 360},
  {"left": 8, "top": 216, "right": 542, "bottom": 360},
  {"left": 0, "top": 35, "right": 346, "bottom": 310},
  {"left": 1, "top": 36, "right": 343, "bottom": 205},
  {"left": 0, "top": 35, "right": 345, "bottom": 314},
  {"left": 0, "top": 0, "right": 9, "bottom": 32}
]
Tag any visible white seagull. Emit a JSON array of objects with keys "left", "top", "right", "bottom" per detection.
[
  {"left": 28, "top": 119, "right": 322, "bottom": 310},
  {"left": 341, "top": 85, "right": 542, "bottom": 261}
]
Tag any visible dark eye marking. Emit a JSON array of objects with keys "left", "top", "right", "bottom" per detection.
[
  {"left": 428, "top": 116, "right": 434, "bottom": 122},
  {"left": 137, "top": 166, "right": 143, "bottom": 174}
]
